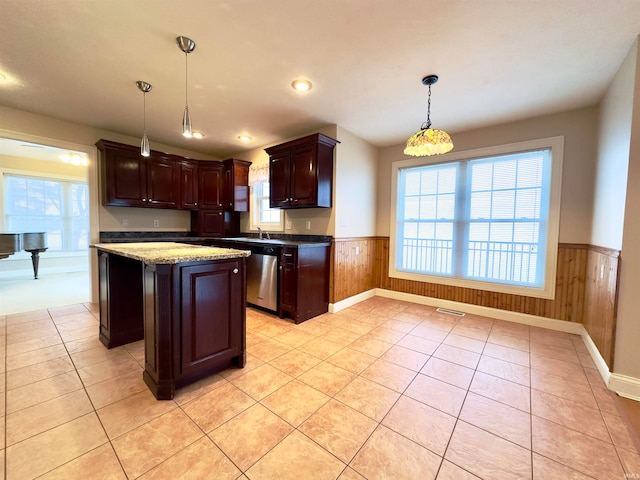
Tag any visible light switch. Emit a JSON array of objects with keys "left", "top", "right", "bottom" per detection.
[{"left": 305, "top": 220, "right": 311, "bottom": 230}]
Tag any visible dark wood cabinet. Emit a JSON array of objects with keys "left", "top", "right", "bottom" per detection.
[
  {"left": 147, "top": 153, "right": 179, "bottom": 209},
  {"left": 279, "top": 244, "right": 330, "bottom": 323},
  {"left": 97, "top": 139, "right": 252, "bottom": 237},
  {"left": 180, "top": 160, "right": 199, "bottom": 209},
  {"left": 98, "top": 140, "right": 179, "bottom": 210},
  {"left": 223, "top": 158, "right": 251, "bottom": 212},
  {"left": 96, "top": 246, "right": 246, "bottom": 400},
  {"left": 98, "top": 140, "right": 148, "bottom": 207},
  {"left": 179, "top": 259, "right": 244, "bottom": 378},
  {"left": 198, "top": 162, "right": 224, "bottom": 209},
  {"left": 265, "top": 133, "right": 339, "bottom": 209}
]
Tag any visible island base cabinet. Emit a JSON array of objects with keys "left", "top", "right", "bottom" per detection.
[
  {"left": 98, "top": 252, "right": 144, "bottom": 348},
  {"left": 142, "top": 259, "right": 246, "bottom": 400}
]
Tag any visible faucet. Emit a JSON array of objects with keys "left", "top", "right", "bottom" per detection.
[{"left": 256, "top": 227, "right": 270, "bottom": 240}]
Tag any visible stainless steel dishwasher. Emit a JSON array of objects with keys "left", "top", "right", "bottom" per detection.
[{"left": 246, "top": 244, "right": 279, "bottom": 312}]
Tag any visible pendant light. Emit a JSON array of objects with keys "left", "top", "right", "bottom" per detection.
[
  {"left": 404, "top": 75, "right": 454, "bottom": 157},
  {"left": 136, "top": 80, "right": 152, "bottom": 157},
  {"left": 177, "top": 36, "right": 196, "bottom": 138}
]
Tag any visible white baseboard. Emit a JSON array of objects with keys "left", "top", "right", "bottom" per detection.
[
  {"left": 329, "top": 289, "right": 376, "bottom": 313},
  {"left": 609, "top": 374, "right": 640, "bottom": 402},
  {"left": 374, "top": 288, "right": 584, "bottom": 334},
  {"left": 330, "top": 288, "right": 640, "bottom": 402}
]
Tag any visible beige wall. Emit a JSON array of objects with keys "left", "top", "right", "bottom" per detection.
[
  {"left": 611, "top": 39, "right": 640, "bottom": 379},
  {"left": 333, "top": 126, "right": 377, "bottom": 238},
  {"left": 376, "top": 106, "right": 599, "bottom": 244}
]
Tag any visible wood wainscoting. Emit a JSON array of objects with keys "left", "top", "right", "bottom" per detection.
[{"left": 331, "top": 237, "right": 619, "bottom": 367}]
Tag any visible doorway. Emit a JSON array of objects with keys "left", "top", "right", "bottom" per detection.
[{"left": 0, "top": 134, "right": 98, "bottom": 315}]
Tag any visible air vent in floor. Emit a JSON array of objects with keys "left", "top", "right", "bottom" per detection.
[{"left": 436, "top": 307, "right": 465, "bottom": 317}]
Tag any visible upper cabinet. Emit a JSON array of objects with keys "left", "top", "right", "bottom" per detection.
[
  {"left": 179, "top": 160, "right": 199, "bottom": 210},
  {"left": 98, "top": 140, "right": 179, "bottom": 209},
  {"left": 198, "top": 162, "right": 224, "bottom": 209},
  {"left": 265, "top": 133, "right": 339, "bottom": 209},
  {"left": 223, "top": 158, "right": 251, "bottom": 212},
  {"left": 96, "top": 140, "right": 251, "bottom": 219}
]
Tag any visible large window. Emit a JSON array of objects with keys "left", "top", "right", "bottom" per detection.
[
  {"left": 390, "top": 137, "right": 563, "bottom": 299},
  {"left": 3, "top": 173, "right": 89, "bottom": 251}
]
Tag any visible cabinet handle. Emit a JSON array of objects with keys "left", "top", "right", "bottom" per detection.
[
  {"left": 233, "top": 268, "right": 239, "bottom": 274},
  {"left": 283, "top": 253, "right": 293, "bottom": 257}
]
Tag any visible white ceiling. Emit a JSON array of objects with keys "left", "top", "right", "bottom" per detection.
[{"left": 1, "top": 0, "right": 640, "bottom": 159}]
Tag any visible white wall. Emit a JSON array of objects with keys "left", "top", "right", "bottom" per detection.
[
  {"left": 333, "top": 126, "right": 377, "bottom": 238},
  {"left": 376, "top": 106, "right": 599, "bottom": 244},
  {"left": 609, "top": 39, "right": 640, "bottom": 379},
  {"left": 592, "top": 42, "right": 636, "bottom": 250}
]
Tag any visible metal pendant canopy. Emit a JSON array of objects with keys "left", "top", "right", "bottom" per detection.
[
  {"left": 136, "top": 81, "right": 152, "bottom": 94},
  {"left": 177, "top": 36, "right": 196, "bottom": 54}
]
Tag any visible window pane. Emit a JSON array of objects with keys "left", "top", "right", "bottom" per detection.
[{"left": 3, "top": 175, "right": 88, "bottom": 252}]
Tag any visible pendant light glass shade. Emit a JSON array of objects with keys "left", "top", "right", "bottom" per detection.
[
  {"left": 404, "top": 75, "right": 453, "bottom": 157},
  {"left": 182, "top": 105, "right": 192, "bottom": 138},
  {"left": 177, "top": 36, "right": 196, "bottom": 138},
  {"left": 141, "top": 132, "right": 150, "bottom": 157},
  {"left": 136, "top": 81, "right": 152, "bottom": 157}
]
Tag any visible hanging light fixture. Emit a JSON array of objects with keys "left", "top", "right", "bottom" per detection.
[
  {"left": 177, "top": 36, "right": 196, "bottom": 138},
  {"left": 404, "top": 75, "right": 454, "bottom": 157},
  {"left": 136, "top": 80, "right": 152, "bottom": 157}
]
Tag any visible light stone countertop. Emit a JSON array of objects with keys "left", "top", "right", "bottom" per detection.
[{"left": 92, "top": 242, "right": 251, "bottom": 265}]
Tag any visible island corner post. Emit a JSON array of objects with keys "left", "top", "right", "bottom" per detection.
[{"left": 94, "top": 243, "right": 248, "bottom": 400}]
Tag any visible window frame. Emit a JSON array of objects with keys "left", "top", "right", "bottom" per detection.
[
  {"left": 249, "top": 181, "right": 284, "bottom": 232},
  {"left": 389, "top": 136, "right": 564, "bottom": 300}
]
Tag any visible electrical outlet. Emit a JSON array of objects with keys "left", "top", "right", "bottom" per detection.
[
  {"left": 305, "top": 220, "right": 311, "bottom": 230},
  {"left": 153, "top": 219, "right": 160, "bottom": 228},
  {"left": 122, "top": 219, "right": 129, "bottom": 227},
  {"left": 285, "top": 219, "right": 292, "bottom": 230}
]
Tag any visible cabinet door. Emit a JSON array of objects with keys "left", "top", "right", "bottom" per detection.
[
  {"left": 192, "top": 209, "right": 225, "bottom": 236},
  {"left": 279, "top": 248, "right": 297, "bottom": 314},
  {"left": 147, "top": 154, "right": 179, "bottom": 208},
  {"left": 199, "top": 163, "right": 223, "bottom": 209},
  {"left": 103, "top": 147, "right": 148, "bottom": 207},
  {"left": 180, "top": 160, "right": 199, "bottom": 209},
  {"left": 180, "top": 260, "right": 243, "bottom": 377},
  {"left": 223, "top": 159, "right": 250, "bottom": 212},
  {"left": 269, "top": 153, "right": 291, "bottom": 208},
  {"left": 289, "top": 144, "right": 318, "bottom": 207}
]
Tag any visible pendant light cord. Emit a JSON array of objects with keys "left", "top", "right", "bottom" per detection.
[
  {"left": 143, "top": 91, "right": 147, "bottom": 133},
  {"left": 185, "top": 52, "right": 189, "bottom": 106},
  {"left": 425, "top": 83, "right": 432, "bottom": 129}
]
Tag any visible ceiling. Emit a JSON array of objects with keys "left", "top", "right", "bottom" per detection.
[{"left": 2, "top": 0, "right": 640, "bottom": 159}]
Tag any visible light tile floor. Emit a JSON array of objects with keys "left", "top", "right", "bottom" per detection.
[{"left": 1, "top": 297, "right": 639, "bottom": 479}]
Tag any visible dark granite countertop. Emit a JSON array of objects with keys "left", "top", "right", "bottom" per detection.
[{"left": 100, "top": 231, "right": 332, "bottom": 247}]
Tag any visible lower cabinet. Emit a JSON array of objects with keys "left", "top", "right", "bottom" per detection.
[{"left": 279, "top": 245, "right": 330, "bottom": 323}]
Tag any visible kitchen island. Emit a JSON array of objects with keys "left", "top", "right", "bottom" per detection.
[{"left": 93, "top": 242, "right": 250, "bottom": 400}]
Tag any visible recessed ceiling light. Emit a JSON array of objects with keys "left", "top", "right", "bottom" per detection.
[
  {"left": 192, "top": 132, "right": 204, "bottom": 139},
  {"left": 291, "top": 79, "right": 312, "bottom": 92},
  {"left": 238, "top": 135, "right": 252, "bottom": 142},
  {"left": 0, "top": 72, "right": 6, "bottom": 81}
]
